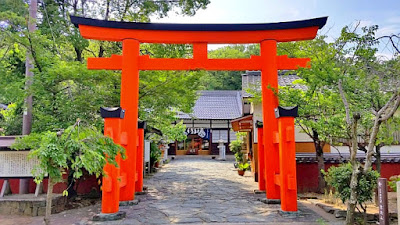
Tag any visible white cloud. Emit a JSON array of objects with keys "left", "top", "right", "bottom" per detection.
[{"left": 376, "top": 25, "right": 399, "bottom": 37}]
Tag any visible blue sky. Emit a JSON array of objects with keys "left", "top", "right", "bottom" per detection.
[{"left": 151, "top": 0, "right": 400, "bottom": 55}]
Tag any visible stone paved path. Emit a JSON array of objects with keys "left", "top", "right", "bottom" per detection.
[{"left": 0, "top": 157, "right": 341, "bottom": 224}]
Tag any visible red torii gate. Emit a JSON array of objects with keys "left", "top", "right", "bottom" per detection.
[{"left": 71, "top": 16, "right": 327, "bottom": 216}]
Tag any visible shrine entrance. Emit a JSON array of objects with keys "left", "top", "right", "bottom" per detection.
[{"left": 71, "top": 16, "right": 327, "bottom": 216}]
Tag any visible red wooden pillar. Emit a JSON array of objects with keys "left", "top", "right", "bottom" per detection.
[
  {"left": 260, "top": 40, "right": 280, "bottom": 200},
  {"left": 100, "top": 107, "right": 124, "bottom": 214},
  {"left": 257, "top": 125, "right": 265, "bottom": 191},
  {"left": 275, "top": 106, "right": 298, "bottom": 211},
  {"left": 119, "top": 39, "right": 140, "bottom": 202},
  {"left": 135, "top": 122, "right": 146, "bottom": 192}
]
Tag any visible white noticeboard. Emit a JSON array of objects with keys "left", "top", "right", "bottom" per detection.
[
  {"left": 0, "top": 151, "right": 39, "bottom": 178},
  {"left": 144, "top": 141, "right": 150, "bottom": 163}
]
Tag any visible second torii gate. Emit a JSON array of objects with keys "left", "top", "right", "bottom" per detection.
[{"left": 71, "top": 16, "right": 327, "bottom": 215}]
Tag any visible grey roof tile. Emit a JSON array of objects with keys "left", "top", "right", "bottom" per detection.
[
  {"left": 177, "top": 91, "right": 243, "bottom": 120},
  {"left": 242, "top": 70, "right": 306, "bottom": 97}
]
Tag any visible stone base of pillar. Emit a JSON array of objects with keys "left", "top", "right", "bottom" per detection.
[
  {"left": 278, "top": 210, "right": 302, "bottom": 217},
  {"left": 92, "top": 211, "right": 126, "bottom": 221},
  {"left": 253, "top": 190, "right": 266, "bottom": 194},
  {"left": 258, "top": 198, "right": 281, "bottom": 204},
  {"left": 119, "top": 200, "right": 139, "bottom": 206}
]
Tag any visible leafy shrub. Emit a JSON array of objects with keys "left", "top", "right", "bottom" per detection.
[
  {"left": 389, "top": 175, "right": 400, "bottom": 191},
  {"left": 150, "top": 142, "right": 162, "bottom": 167},
  {"left": 323, "top": 163, "right": 379, "bottom": 204},
  {"left": 229, "top": 132, "right": 246, "bottom": 163},
  {"left": 237, "top": 162, "right": 250, "bottom": 171}
]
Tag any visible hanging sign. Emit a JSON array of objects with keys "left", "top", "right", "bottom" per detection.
[{"left": 184, "top": 128, "right": 210, "bottom": 140}]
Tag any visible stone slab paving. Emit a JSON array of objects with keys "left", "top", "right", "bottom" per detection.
[{"left": 0, "top": 157, "right": 343, "bottom": 224}]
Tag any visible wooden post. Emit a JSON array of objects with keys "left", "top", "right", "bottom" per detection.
[
  {"left": 102, "top": 118, "right": 122, "bottom": 213},
  {"left": 135, "top": 127, "right": 145, "bottom": 192},
  {"left": 119, "top": 39, "right": 140, "bottom": 201},
  {"left": 378, "top": 178, "right": 389, "bottom": 225},
  {"left": 276, "top": 106, "right": 298, "bottom": 212},
  {"left": 257, "top": 126, "right": 265, "bottom": 191},
  {"left": 261, "top": 40, "right": 280, "bottom": 200}
]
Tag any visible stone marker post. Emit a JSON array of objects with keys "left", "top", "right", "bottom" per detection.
[
  {"left": 218, "top": 139, "right": 226, "bottom": 160},
  {"left": 378, "top": 178, "right": 389, "bottom": 225},
  {"left": 397, "top": 181, "right": 400, "bottom": 225}
]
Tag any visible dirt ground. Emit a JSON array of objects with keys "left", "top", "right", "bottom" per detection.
[{"left": 300, "top": 191, "right": 397, "bottom": 214}]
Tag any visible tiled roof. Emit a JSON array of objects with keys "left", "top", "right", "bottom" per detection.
[
  {"left": 242, "top": 70, "right": 306, "bottom": 97},
  {"left": 177, "top": 91, "right": 242, "bottom": 120},
  {"left": 296, "top": 153, "right": 400, "bottom": 164}
]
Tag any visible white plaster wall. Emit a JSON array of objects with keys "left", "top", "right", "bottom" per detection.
[{"left": 252, "top": 102, "right": 313, "bottom": 143}]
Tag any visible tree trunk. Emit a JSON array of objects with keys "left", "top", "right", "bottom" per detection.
[
  {"left": 374, "top": 144, "right": 382, "bottom": 205},
  {"left": 22, "top": 0, "right": 37, "bottom": 135},
  {"left": 346, "top": 113, "right": 360, "bottom": 225},
  {"left": 74, "top": 47, "right": 83, "bottom": 62},
  {"left": 316, "top": 145, "right": 326, "bottom": 193},
  {"left": 44, "top": 176, "right": 54, "bottom": 225},
  {"left": 312, "top": 129, "right": 326, "bottom": 193},
  {"left": 375, "top": 144, "right": 382, "bottom": 174},
  {"left": 346, "top": 162, "right": 359, "bottom": 225},
  {"left": 345, "top": 113, "right": 360, "bottom": 224},
  {"left": 21, "top": 0, "right": 37, "bottom": 195}
]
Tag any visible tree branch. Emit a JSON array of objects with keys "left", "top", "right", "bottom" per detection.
[{"left": 338, "top": 79, "right": 351, "bottom": 124}]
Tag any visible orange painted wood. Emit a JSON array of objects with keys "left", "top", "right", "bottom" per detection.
[
  {"left": 276, "top": 55, "right": 310, "bottom": 69},
  {"left": 87, "top": 54, "right": 309, "bottom": 71},
  {"left": 101, "top": 118, "right": 122, "bottom": 214},
  {"left": 88, "top": 55, "right": 122, "bottom": 70},
  {"left": 135, "top": 128, "right": 144, "bottom": 192},
  {"left": 257, "top": 127, "right": 265, "bottom": 191},
  {"left": 119, "top": 39, "right": 140, "bottom": 202},
  {"left": 278, "top": 116, "right": 298, "bottom": 212},
  {"left": 261, "top": 40, "right": 280, "bottom": 200},
  {"left": 119, "top": 172, "right": 127, "bottom": 188},
  {"left": 274, "top": 174, "right": 281, "bottom": 186},
  {"left": 78, "top": 25, "right": 320, "bottom": 43}
]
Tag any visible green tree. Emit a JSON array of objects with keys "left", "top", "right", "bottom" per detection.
[
  {"left": 12, "top": 120, "right": 124, "bottom": 225},
  {"left": 200, "top": 44, "right": 260, "bottom": 90},
  {"left": 294, "top": 24, "right": 400, "bottom": 224},
  {"left": 0, "top": 0, "right": 210, "bottom": 138}
]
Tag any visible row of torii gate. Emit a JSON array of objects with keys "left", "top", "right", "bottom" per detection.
[{"left": 71, "top": 15, "right": 327, "bottom": 216}]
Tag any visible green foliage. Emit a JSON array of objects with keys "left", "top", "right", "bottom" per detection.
[
  {"left": 161, "top": 120, "right": 187, "bottom": 142},
  {"left": 323, "top": 163, "right": 379, "bottom": 204},
  {"left": 229, "top": 132, "right": 246, "bottom": 163},
  {"left": 389, "top": 175, "right": 400, "bottom": 191},
  {"left": 11, "top": 120, "right": 125, "bottom": 185},
  {"left": 0, "top": 103, "right": 22, "bottom": 135},
  {"left": 0, "top": 0, "right": 210, "bottom": 137},
  {"left": 199, "top": 45, "right": 259, "bottom": 90},
  {"left": 237, "top": 162, "right": 250, "bottom": 171},
  {"left": 150, "top": 142, "right": 162, "bottom": 166}
]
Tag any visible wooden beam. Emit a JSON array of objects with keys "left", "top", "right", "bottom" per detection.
[{"left": 87, "top": 54, "right": 310, "bottom": 71}]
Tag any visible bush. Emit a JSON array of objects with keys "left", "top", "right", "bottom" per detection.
[
  {"left": 389, "top": 175, "right": 400, "bottom": 191},
  {"left": 323, "top": 163, "right": 379, "bottom": 204},
  {"left": 150, "top": 142, "right": 161, "bottom": 167},
  {"left": 237, "top": 162, "right": 250, "bottom": 171},
  {"left": 229, "top": 132, "right": 246, "bottom": 163},
  {"left": 229, "top": 139, "right": 243, "bottom": 162}
]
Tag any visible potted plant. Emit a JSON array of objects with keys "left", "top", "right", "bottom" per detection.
[
  {"left": 237, "top": 162, "right": 250, "bottom": 176},
  {"left": 229, "top": 132, "right": 249, "bottom": 176},
  {"left": 150, "top": 142, "right": 162, "bottom": 171}
]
